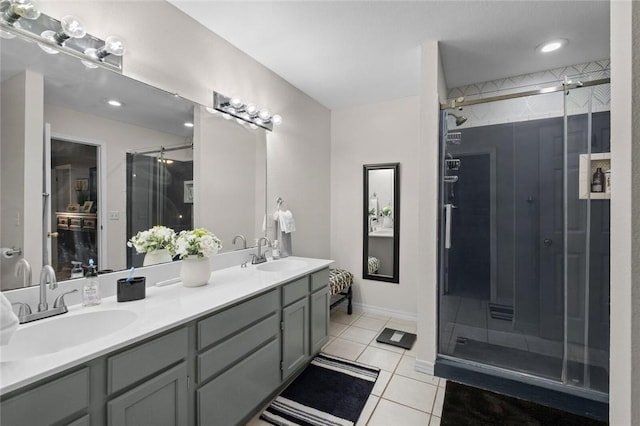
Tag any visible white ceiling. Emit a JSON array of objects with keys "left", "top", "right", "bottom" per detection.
[{"left": 169, "top": 0, "right": 610, "bottom": 110}]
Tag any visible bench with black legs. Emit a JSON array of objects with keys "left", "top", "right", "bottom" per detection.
[{"left": 329, "top": 268, "right": 353, "bottom": 315}]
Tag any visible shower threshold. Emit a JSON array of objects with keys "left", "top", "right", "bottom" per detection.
[{"left": 435, "top": 356, "right": 608, "bottom": 422}]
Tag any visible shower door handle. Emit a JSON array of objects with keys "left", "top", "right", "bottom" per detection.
[{"left": 444, "top": 204, "right": 456, "bottom": 249}]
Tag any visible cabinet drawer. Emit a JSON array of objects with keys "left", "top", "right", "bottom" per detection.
[
  {"left": 1, "top": 368, "right": 89, "bottom": 426},
  {"left": 310, "top": 268, "right": 330, "bottom": 292},
  {"left": 283, "top": 276, "right": 309, "bottom": 306},
  {"left": 197, "top": 338, "right": 280, "bottom": 426},
  {"left": 197, "top": 289, "right": 279, "bottom": 350},
  {"left": 198, "top": 313, "right": 279, "bottom": 383},
  {"left": 107, "top": 327, "right": 188, "bottom": 395}
]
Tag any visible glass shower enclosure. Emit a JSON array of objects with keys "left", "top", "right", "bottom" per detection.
[
  {"left": 126, "top": 145, "right": 194, "bottom": 267},
  {"left": 436, "top": 78, "right": 610, "bottom": 411}
]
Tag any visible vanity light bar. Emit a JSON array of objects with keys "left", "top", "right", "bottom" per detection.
[
  {"left": 0, "top": 9, "right": 124, "bottom": 72},
  {"left": 213, "top": 92, "right": 282, "bottom": 132}
]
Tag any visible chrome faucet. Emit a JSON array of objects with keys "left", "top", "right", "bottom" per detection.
[
  {"left": 252, "top": 236, "right": 272, "bottom": 264},
  {"left": 14, "top": 258, "right": 32, "bottom": 288},
  {"left": 13, "top": 264, "right": 74, "bottom": 324},
  {"left": 232, "top": 234, "right": 247, "bottom": 249},
  {"left": 38, "top": 264, "right": 57, "bottom": 312}
]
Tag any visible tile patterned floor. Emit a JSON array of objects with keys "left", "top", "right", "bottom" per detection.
[{"left": 247, "top": 306, "right": 445, "bottom": 425}]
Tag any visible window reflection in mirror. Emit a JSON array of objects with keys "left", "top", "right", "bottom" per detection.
[{"left": 363, "top": 163, "right": 400, "bottom": 283}]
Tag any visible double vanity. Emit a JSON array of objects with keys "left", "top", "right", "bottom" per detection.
[{"left": 0, "top": 257, "right": 332, "bottom": 426}]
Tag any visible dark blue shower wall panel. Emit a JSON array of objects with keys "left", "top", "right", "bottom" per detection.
[{"left": 446, "top": 112, "right": 610, "bottom": 345}]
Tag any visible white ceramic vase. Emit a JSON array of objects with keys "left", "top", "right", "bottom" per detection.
[
  {"left": 180, "top": 257, "right": 211, "bottom": 287},
  {"left": 143, "top": 248, "right": 173, "bottom": 266},
  {"left": 382, "top": 216, "right": 393, "bottom": 228}
]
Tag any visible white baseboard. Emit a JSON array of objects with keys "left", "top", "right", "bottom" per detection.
[
  {"left": 415, "top": 358, "right": 435, "bottom": 376},
  {"left": 351, "top": 302, "right": 417, "bottom": 322}
]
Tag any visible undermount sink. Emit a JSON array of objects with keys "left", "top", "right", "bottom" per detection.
[
  {"left": 1, "top": 310, "right": 137, "bottom": 362},
  {"left": 256, "top": 259, "right": 308, "bottom": 272}
]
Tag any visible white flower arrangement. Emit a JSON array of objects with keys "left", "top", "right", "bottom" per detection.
[
  {"left": 175, "top": 228, "right": 222, "bottom": 259},
  {"left": 127, "top": 226, "right": 177, "bottom": 255}
]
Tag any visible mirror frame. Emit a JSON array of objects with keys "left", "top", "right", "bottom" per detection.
[{"left": 362, "top": 162, "right": 400, "bottom": 283}]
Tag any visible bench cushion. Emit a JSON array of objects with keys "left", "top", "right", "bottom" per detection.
[{"left": 329, "top": 269, "right": 353, "bottom": 295}]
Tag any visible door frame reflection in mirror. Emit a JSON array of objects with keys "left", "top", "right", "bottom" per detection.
[
  {"left": 362, "top": 163, "right": 400, "bottom": 283},
  {"left": 48, "top": 134, "right": 107, "bottom": 283}
]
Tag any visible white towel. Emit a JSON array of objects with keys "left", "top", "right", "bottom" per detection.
[
  {"left": 0, "top": 293, "right": 19, "bottom": 346},
  {"left": 278, "top": 209, "right": 296, "bottom": 233}
]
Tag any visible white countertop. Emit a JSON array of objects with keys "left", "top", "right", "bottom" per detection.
[
  {"left": 369, "top": 228, "right": 394, "bottom": 238},
  {"left": 0, "top": 256, "right": 333, "bottom": 395}
]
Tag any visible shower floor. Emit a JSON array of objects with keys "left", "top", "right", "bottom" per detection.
[
  {"left": 440, "top": 294, "right": 609, "bottom": 394},
  {"left": 453, "top": 339, "right": 609, "bottom": 393}
]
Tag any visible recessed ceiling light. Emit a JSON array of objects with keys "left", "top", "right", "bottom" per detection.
[
  {"left": 537, "top": 39, "right": 568, "bottom": 53},
  {"left": 184, "top": 122, "right": 194, "bottom": 128},
  {"left": 107, "top": 99, "right": 122, "bottom": 107}
]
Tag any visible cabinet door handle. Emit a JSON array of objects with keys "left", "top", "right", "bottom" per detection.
[{"left": 543, "top": 238, "right": 553, "bottom": 247}]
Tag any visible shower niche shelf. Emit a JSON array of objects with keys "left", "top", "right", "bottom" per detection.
[{"left": 579, "top": 152, "right": 611, "bottom": 200}]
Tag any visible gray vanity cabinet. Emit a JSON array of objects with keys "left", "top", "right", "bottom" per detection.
[
  {"left": 195, "top": 289, "right": 280, "bottom": 425},
  {"left": 106, "top": 327, "right": 189, "bottom": 426},
  {"left": 0, "top": 368, "right": 90, "bottom": 426},
  {"left": 107, "top": 362, "right": 188, "bottom": 426},
  {"left": 1, "top": 266, "right": 332, "bottom": 426},
  {"left": 281, "top": 269, "right": 331, "bottom": 381},
  {"left": 282, "top": 277, "right": 311, "bottom": 381},
  {"left": 310, "top": 268, "right": 331, "bottom": 354}
]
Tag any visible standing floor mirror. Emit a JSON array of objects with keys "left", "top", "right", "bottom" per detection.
[{"left": 363, "top": 163, "right": 400, "bottom": 283}]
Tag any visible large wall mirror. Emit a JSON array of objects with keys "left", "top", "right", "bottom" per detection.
[
  {"left": 0, "top": 33, "right": 267, "bottom": 290},
  {"left": 363, "top": 163, "right": 400, "bottom": 283}
]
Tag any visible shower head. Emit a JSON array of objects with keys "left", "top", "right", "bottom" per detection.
[{"left": 449, "top": 113, "right": 467, "bottom": 126}]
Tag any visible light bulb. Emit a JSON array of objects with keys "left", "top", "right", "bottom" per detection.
[
  {"left": 1, "top": 0, "right": 40, "bottom": 25},
  {"left": 96, "top": 35, "right": 125, "bottom": 59},
  {"left": 245, "top": 103, "right": 257, "bottom": 116},
  {"left": 184, "top": 122, "right": 194, "bottom": 128},
  {"left": 229, "top": 97, "right": 243, "bottom": 109},
  {"left": 107, "top": 99, "right": 122, "bottom": 107},
  {"left": 52, "top": 15, "right": 85, "bottom": 44},
  {"left": 272, "top": 114, "right": 283, "bottom": 125},
  {"left": 81, "top": 47, "right": 99, "bottom": 68},
  {"left": 37, "top": 30, "right": 59, "bottom": 54},
  {"left": 258, "top": 109, "right": 270, "bottom": 121}
]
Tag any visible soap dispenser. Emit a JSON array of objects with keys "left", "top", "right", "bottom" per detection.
[{"left": 82, "top": 259, "right": 101, "bottom": 306}]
